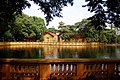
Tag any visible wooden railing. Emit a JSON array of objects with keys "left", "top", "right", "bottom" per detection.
[{"left": 0, "top": 59, "right": 120, "bottom": 80}]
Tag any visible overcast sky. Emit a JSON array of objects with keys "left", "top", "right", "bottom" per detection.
[{"left": 23, "top": 0, "right": 94, "bottom": 29}]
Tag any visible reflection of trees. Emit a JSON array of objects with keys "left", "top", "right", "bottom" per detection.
[
  {"left": 58, "top": 47, "right": 70, "bottom": 58},
  {"left": 116, "top": 47, "right": 120, "bottom": 58},
  {"left": 58, "top": 46, "right": 98, "bottom": 58},
  {"left": 96, "top": 46, "right": 117, "bottom": 59},
  {"left": 38, "top": 48, "right": 45, "bottom": 58},
  {"left": 78, "top": 47, "right": 97, "bottom": 58},
  {"left": 0, "top": 48, "right": 14, "bottom": 58},
  {"left": 0, "top": 47, "right": 42, "bottom": 59},
  {"left": 0, "top": 46, "right": 119, "bottom": 59},
  {"left": 58, "top": 46, "right": 118, "bottom": 59}
]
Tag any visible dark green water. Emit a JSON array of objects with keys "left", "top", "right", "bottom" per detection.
[{"left": 0, "top": 45, "right": 120, "bottom": 59}]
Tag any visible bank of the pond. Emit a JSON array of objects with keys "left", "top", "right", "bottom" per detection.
[
  {"left": 0, "top": 42, "right": 119, "bottom": 46},
  {"left": 0, "top": 42, "right": 103, "bottom": 46}
]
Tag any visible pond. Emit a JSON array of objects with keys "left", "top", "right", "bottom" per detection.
[{"left": 0, "top": 45, "right": 120, "bottom": 59}]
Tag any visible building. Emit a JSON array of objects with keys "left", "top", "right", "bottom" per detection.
[
  {"left": 43, "top": 32, "right": 87, "bottom": 43},
  {"left": 43, "top": 32, "right": 59, "bottom": 42},
  {"left": 69, "top": 34, "right": 86, "bottom": 43}
]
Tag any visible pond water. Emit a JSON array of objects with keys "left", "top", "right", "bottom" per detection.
[{"left": 0, "top": 45, "right": 120, "bottom": 59}]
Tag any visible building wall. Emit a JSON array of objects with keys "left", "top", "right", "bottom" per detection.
[
  {"left": 70, "top": 38, "right": 86, "bottom": 43},
  {"left": 43, "top": 33, "right": 58, "bottom": 42},
  {"left": 43, "top": 32, "right": 86, "bottom": 43}
]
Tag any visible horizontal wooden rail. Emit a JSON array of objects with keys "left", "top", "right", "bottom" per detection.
[{"left": 0, "top": 59, "right": 120, "bottom": 80}]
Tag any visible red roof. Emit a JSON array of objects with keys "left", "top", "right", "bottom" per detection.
[{"left": 44, "top": 32, "right": 57, "bottom": 37}]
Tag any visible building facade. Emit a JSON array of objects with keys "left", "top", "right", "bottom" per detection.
[{"left": 43, "top": 32, "right": 59, "bottom": 42}]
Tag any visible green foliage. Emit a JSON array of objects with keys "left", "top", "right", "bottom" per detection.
[
  {"left": 0, "top": 0, "right": 74, "bottom": 40},
  {"left": 47, "top": 26, "right": 58, "bottom": 33},
  {"left": 0, "top": 0, "right": 120, "bottom": 43},
  {"left": 84, "top": 0, "right": 120, "bottom": 28},
  {"left": 3, "top": 30, "right": 14, "bottom": 41},
  {"left": 117, "top": 36, "right": 120, "bottom": 43},
  {"left": 73, "top": 19, "right": 119, "bottom": 43},
  {"left": 58, "top": 22, "right": 72, "bottom": 42},
  {"left": 39, "top": 35, "right": 44, "bottom": 42},
  {"left": 31, "top": 0, "right": 73, "bottom": 25},
  {"left": 0, "top": 0, "right": 31, "bottom": 37},
  {"left": 58, "top": 19, "right": 118, "bottom": 44},
  {"left": 59, "top": 33, "right": 70, "bottom": 41},
  {"left": 2, "top": 13, "right": 46, "bottom": 41},
  {"left": 0, "top": 0, "right": 73, "bottom": 28},
  {"left": 1, "top": 0, "right": 120, "bottom": 33}
]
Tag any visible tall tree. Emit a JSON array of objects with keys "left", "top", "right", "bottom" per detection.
[
  {"left": 0, "top": 0, "right": 73, "bottom": 36},
  {"left": 1, "top": 0, "right": 120, "bottom": 39},
  {"left": 0, "top": 0, "right": 31, "bottom": 38},
  {"left": 47, "top": 26, "right": 58, "bottom": 33},
  {"left": 2, "top": 13, "right": 46, "bottom": 41},
  {"left": 0, "top": 0, "right": 74, "bottom": 41},
  {"left": 58, "top": 22, "right": 71, "bottom": 41},
  {"left": 83, "top": 0, "right": 120, "bottom": 28}
]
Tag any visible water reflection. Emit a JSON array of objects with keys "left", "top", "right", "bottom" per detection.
[
  {"left": 116, "top": 48, "right": 120, "bottom": 58},
  {"left": 0, "top": 45, "right": 120, "bottom": 59}
]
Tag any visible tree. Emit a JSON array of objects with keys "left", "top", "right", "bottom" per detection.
[
  {"left": 72, "top": 19, "right": 117, "bottom": 43},
  {"left": 58, "top": 22, "right": 71, "bottom": 41},
  {"left": 0, "top": 0, "right": 73, "bottom": 37},
  {"left": 58, "top": 21, "right": 65, "bottom": 29},
  {"left": 58, "top": 22, "right": 72, "bottom": 33},
  {"left": 1, "top": 0, "right": 120, "bottom": 40},
  {"left": 0, "top": 0, "right": 74, "bottom": 41},
  {"left": 3, "top": 30, "right": 14, "bottom": 41},
  {"left": 2, "top": 13, "right": 46, "bottom": 41},
  {"left": 74, "top": 19, "right": 91, "bottom": 34},
  {"left": 47, "top": 26, "right": 58, "bottom": 33},
  {"left": 0, "top": 0, "right": 31, "bottom": 38},
  {"left": 29, "top": 16, "right": 46, "bottom": 41},
  {"left": 83, "top": 0, "right": 120, "bottom": 28}
]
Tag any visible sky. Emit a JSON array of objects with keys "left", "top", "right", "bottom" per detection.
[{"left": 23, "top": 0, "right": 94, "bottom": 29}]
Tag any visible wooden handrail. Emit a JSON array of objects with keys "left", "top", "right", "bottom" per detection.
[
  {"left": 0, "top": 59, "right": 120, "bottom": 80},
  {"left": 1, "top": 58, "right": 120, "bottom": 63}
]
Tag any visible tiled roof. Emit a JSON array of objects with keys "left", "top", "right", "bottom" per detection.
[{"left": 44, "top": 32, "right": 57, "bottom": 37}]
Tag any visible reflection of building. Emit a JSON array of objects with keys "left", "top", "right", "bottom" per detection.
[
  {"left": 43, "top": 32, "right": 58, "bottom": 42},
  {"left": 43, "top": 46, "right": 58, "bottom": 59}
]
